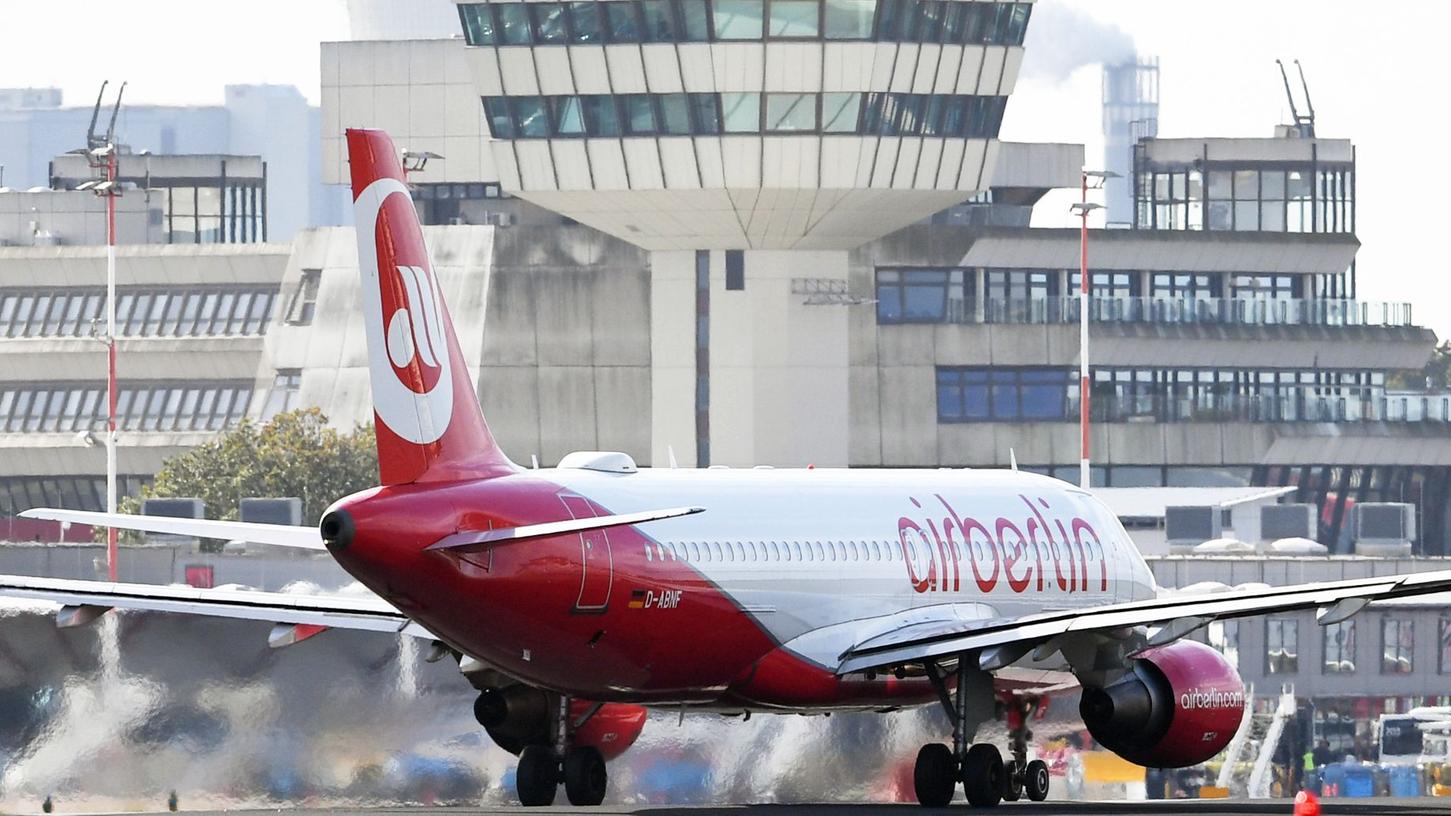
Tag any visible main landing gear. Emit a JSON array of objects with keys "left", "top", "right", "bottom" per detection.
[
  {"left": 913, "top": 660, "right": 1050, "bottom": 808},
  {"left": 476, "top": 689, "right": 610, "bottom": 806}
]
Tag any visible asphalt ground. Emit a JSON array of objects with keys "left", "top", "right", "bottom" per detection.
[{"left": 116, "top": 801, "right": 1451, "bottom": 816}]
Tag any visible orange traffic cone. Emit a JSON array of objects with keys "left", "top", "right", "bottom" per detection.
[{"left": 1293, "top": 790, "right": 1321, "bottom": 816}]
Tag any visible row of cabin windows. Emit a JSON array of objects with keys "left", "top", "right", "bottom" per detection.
[{"left": 648, "top": 538, "right": 904, "bottom": 563}]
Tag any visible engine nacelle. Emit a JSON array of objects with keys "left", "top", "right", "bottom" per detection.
[
  {"left": 476, "top": 686, "right": 645, "bottom": 761},
  {"left": 1079, "top": 639, "right": 1245, "bottom": 768}
]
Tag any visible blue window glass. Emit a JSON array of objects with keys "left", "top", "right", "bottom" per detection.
[
  {"left": 496, "top": 3, "right": 533, "bottom": 43},
  {"left": 1006, "top": 3, "right": 1031, "bottom": 45},
  {"left": 623, "top": 94, "right": 657, "bottom": 134},
  {"left": 991, "top": 371, "right": 1018, "bottom": 418},
  {"left": 482, "top": 97, "right": 516, "bottom": 138},
  {"left": 875, "top": 0, "right": 900, "bottom": 38},
  {"left": 960, "top": 2, "right": 985, "bottom": 43},
  {"left": 963, "top": 372, "right": 990, "bottom": 419},
  {"left": 877, "top": 289, "right": 903, "bottom": 322},
  {"left": 937, "top": 370, "right": 963, "bottom": 419},
  {"left": 914, "top": 0, "right": 944, "bottom": 42},
  {"left": 581, "top": 95, "right": 621, "bottom": 135},
  {"left": 922, "top": 95, "right": 946, "bottom": 136},
  {"left": 824, "top": 0, "right": 875, "bottom": 39},
  {"left": 606, "top": 1, "right": 643, "bottom": 41},
  {"left": 939, "top": 1, "right": 965, "bottom": 43},
  {"left": 677, "top": 0, "right": 711, "bottom": 38},
  {"left": 640, "top": 0, "right": 677, "bottom": 40},
  {"left": 531, "top": 3, "right": 568, "bottom": 42},
  {"left": 985, "top": 1, "right": 1012, "bottom": 44},
  {"left": 941, "top": 96, "right": 968, "bottom": 136},
  {"left": 458, "top": 4, "right": 497, "bottom": 44},
  {"left": 510, "top": 96, "right": 550, "bottom": 137},
  {"left": 1021, "top": 371, "right": 1067, "bottom": 419},
  {"left": 714, "top": 0, "right": 764, "bottom": 38},
  {"left": 721, "top": 92, "right": 760, "bottom": 132},
  {"left": 568, "top": 2, "right": 604, "bottom": 41},
  {"left": 765, "top": 93, "right": 815, "bottom": 131},
  {"left": 769, "top": 0, "right": 819, "bottom": 37},
  {"left": 896, "top": 93, "right": 925, "bottom": 135},
  {"left": 821, "top": 92, "right": 861, "bottom": 132},
  {"left": 551, "top": 96, "right": 586, "bottom": 135},
  {"left": 689, "top": 93, "right": 721, "bottom": 133},
  {"left": 658, "top": 93, "right": 691, "bottom": 134}
]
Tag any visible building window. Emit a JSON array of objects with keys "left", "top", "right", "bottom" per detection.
[
  {"left": 1266, "top": 617, "right": 1298, "bottom": 674},
  {"left": 876, "top": 268, "right": 969, "bottom": 323},
  {"left": 1207, "top": 620, "right": 1239, "bottom": 671},
  {"left": 725, "top": 250, "right": 745, "bottom": 291},
  {"left": 1383, "top": 619, "right": 1414, "bottom": 675},
  {"left": 0, "top": 287, "right": 276, "bottom": 339},
  {"left": 0, "top": 382, "right": 252, "bottom": 434},
  {"left": 1440, "top": 618, "right": 1451, "bottom": 674},
  {"left": 1323, "top": 620, "right": 1356, "bottom": 674},
  {"left": 263, "top": 370, "right": 302, "bottom": 419},
  {"left": 479, "top": 92, "right": 1006, "bottom": 139},
  {"left": 936, "top": 367, "right": 1070, "bottom": 422},
  {"left": 285, "top": 270, "right": 321, "bottom": 326}
]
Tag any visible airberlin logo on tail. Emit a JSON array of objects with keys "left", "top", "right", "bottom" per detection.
[
  {"left": 897, "top": 495, "right": 1109, "bottom": 596},
  {"left": 354, "top": 178, "right": 454, "bottom": 444}
]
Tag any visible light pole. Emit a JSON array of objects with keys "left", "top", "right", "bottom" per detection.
[
  {"left": 79, "top": 81, "right": 125, "bottom": 581},
  {"left": 1070, "top": 170, "right": 1117, "bottom": 490}
]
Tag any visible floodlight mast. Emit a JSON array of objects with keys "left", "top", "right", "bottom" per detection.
[
  {"left": 1073, "top": 171, "right": 1116, "bottom": 490},
  {"left": 85, "top": 81, "right": 125, "bottom": 581}
]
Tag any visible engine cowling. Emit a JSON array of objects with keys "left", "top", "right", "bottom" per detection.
[
  {"left": 1079, "top": 639, "right": 1244, "bottom": 768},
  {"left": 475, "top": 686, "right": 646, "bottom": 761}
]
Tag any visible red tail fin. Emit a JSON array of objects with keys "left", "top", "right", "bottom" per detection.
[{"left": 346, "top": 128, "right": 513, "bottom": 485}]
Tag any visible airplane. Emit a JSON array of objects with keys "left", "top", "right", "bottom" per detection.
[{"left": 11, "top": 127, "right": 1451, "bottom": 808}]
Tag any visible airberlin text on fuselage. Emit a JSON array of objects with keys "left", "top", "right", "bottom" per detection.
[{"left": 898, "top": 494, "right": 1108, "bottom": 595}]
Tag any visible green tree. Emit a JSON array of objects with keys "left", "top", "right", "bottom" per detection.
[
  {"left": 1387, "top": 340, "right": 1451, "bottom": 391},
  {"left": 120, "top": 408, "right": 378, "bottom": 527}
]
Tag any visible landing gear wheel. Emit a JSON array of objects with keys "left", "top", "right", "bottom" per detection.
[
  {"left": 962, "top": 743, "right": 1005, "bottom": 808},
  {"left": 1001, "top": 759, "right": 1024, "bottom": 802},
  {"left": 563, "top": 746, "right": 608, "bottom": 806},
  {"left": 914, "top": 743, "right": 958, "bottom": 807},
  {"left": 1025, "top": 759, "right": 1050, "bottom": 802},
  {"left": 515, "top": 744, "right": 558, "bottom": 807}
]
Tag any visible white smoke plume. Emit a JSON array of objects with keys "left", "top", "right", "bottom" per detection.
[{"left": 1019, "top": 2, "right": 1137, "bottom": 82}]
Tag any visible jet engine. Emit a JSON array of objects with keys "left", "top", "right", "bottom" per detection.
[
  {"left": 475, "top": 685, "right": 646, "bottom": 761},
  {"left": 1079, "top": 639, "right": 1245, "bottom": 768}
]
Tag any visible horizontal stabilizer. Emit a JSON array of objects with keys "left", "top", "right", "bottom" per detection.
[
  {"left": 20, "top": 508, "right": 322, "bottom": 550},
  {"left": 427, "top": 506, "right": 705, "bottom": 550}
]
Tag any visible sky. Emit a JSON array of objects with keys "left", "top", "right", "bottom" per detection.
[{"left": 3, "top": 0, "right": 1450, "bottom": 335}]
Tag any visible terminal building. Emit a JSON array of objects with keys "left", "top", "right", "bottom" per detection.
[{"left": 2, "top": 0, "right": 1451, "bottom": 768}]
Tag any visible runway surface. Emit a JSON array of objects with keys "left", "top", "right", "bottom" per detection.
[{"left": 126, "top": 801, "right": 1451, "bottom": 816}]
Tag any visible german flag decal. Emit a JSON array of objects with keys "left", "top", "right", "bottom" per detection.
[{"left": 628, "top": 590, "right": 647, "bottom": 609}]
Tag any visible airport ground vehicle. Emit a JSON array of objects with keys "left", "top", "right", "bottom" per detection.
[{"left": 11, "top": 129, "right": 1451, "bottom": 808}]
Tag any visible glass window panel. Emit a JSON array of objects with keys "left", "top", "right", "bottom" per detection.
[
  {"left": 824, "top": 0, "right": 874, "bottom": 38},
  {"left": 581, "top": 95, "right": 622, "bottom": 136},
  {"left": 0, "top": 295, "right": 16, "bottom": 337},
  {"left": 458, "top": 5, "right": 497, "bottom": 45},
  {"left": 689, "top": 93, "right": 721, "bottom": 134},
  {"left": 483, "top": 97, "right": 516, "bottom": 138},
  {"left": 765, "top": 93, "right": 815, "bottom": 131},
  {"left": 1233, "top": 169, "right": 1258, "bottom": 200},
  {"left": 713, "top": 0, "right": 763, "bottom": 38},
  {"left": 143, "top": 292, "right": 169, "bottom": 335},
  {"left": 1324, "top": 621, "right": 1356, "bottom": 674},
  {"left": 510, "top": 97, "right": 550, "bottom": 137},
  {"left": 622, "top": 94, "right": 657, "bottom": 135},
  {"left": 126, "top": 293, "right": 150, "bottom": 334},
  {"left": 914, "top": 0, "right": 944, "bottom": 42},
  {"left": 530, "top": 3, "right": 568, "bottom": 42},
  {"left": 1234, "top": 200, "right": 1259, "bottom": 231},
  {"left": 551, "top": 96, "right": 587, "bottom": 135},
  {"left": 721, "top": 92, "right": 761, "bottom": 132},
  {"left": 195, "top": 389, "right": 217, "bottom": 429},
  {"left": 821, "top": 92, "right": 861, "bottom": 132},
  {"left": 677, "top": 0, "right": 711, "bottom": 38},
  {"left": 159, "top": 388, "right": 184, "bottom": 431},
  {"left": 497, "top": 3, "right": 533, "bottom": 43},
  {"left": 657, "top": 94, "right": 691, "bottom": 134},
  {"left": 1005, "top": 2, "right": 1030, "bottom": 44},
  {"left": 212, "top": 292, "right": 236, "bottom": 334},
  {"left": 639, "top": 0, "right": 677, "bottom": 39},
  {"left": 142, "top": 388, "right": 167, "bottom": 431},
  {"left": 768, "top": 0, "right": 818, "bottom": 37},
  {"left": 568, "top": 1, "right": 603, "bottom": 41},
  {"left": 874, "top": 0, "right": 899, "bottom": 38},
  {"left": 605, "top": 1, "right": 643, "bottom": 40}
]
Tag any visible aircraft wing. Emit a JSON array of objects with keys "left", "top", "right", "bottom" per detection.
[
  {"left": 837, "top": 567, "right": 1451, "bottom": 675},
  {"left": 0, "top": 573, "right": 434, "bottom": 647},
  {"left": 20, "top": 508, "right": 322, "bottom": 549}
]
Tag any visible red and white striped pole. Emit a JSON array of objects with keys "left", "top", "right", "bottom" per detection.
[
  {"left": 1078, "top": 172, "right": 1090, "bottom": 490},
  {"left": 105, "top": 147, "right": 118, "bottom": 581}
]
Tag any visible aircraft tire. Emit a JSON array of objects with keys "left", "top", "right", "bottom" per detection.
[
  {"left": 1025, "top": 759, "right": 1050, "bottom": 802},
  {"left": 1001, "top": 759, "right": 1024, "bottom": 802},
  {"left": 962, "top": 743, "right": 1004, "bottom": 808},
  {"left": 913, "top": 743, "right": 957, "bottom": 807},
  {"left": 563, "top": 746, "right": 608, "bottom": 806},
  {"left": 515, "top": 745, "right": 558, "bottom": 807}
]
